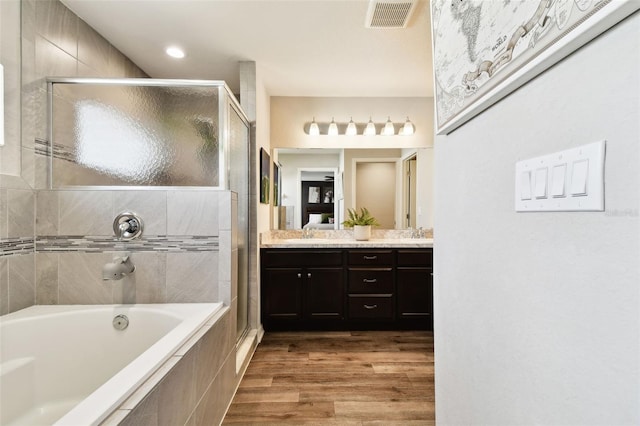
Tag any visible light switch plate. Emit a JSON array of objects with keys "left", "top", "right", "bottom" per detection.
[{"left": 515, "top": 140, "right": 605, "bottom": 212}]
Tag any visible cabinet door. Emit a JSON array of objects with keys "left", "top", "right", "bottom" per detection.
[
  {"left": 305, "top": 267, "right": 344, "bottom": 320},
  {"left": 397, "top": 268, "right": 433, "bottom": 320},
  {"left": 262, "top": 268, "right": 303, "bottom": 320}
]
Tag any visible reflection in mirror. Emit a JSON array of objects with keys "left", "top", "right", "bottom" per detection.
[{"left": 274, "top": 148, "right": 431, "bottom": 230}]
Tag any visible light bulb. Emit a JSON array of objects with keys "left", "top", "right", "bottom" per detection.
[
  {"left": 165, "top": 46, "right": 185, "bottom": 58},
  {"left": 346, "top": 117, "right": 357, "bottom": 136},
  {"left": 382, "top": 116, "right": 395, "bottom": 136},
  {"left": 402, "top": 117, "right": 414, "bottom": 135},
  {"left": 309, "top": 117, "right": 320, "bottom": 136},
  {"left": 364, "top": 117, "right": 376, "bottom": 136},
  {"left": 328, "top": 117, "right": 339, "bottom": 136}
]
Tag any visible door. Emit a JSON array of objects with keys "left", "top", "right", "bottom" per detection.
[
  {"left": 355, "top": 162, "right": 396, "bottom": 228},
  {"left": 305, "top": 267, "right": 344, "bottom": 319}
]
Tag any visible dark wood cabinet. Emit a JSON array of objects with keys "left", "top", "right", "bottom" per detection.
[
  {"left": 261, "top": 249, "right": 344, "bottom": 330},
  {"left": 261, "top": 247, "right": 433, "bottom": 331},
  {"left": 397, "top": 249, "right": 434, "bottom": 329}
]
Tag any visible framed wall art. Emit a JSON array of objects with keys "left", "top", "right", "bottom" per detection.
[
  {"left": 431, "top": 0, "right": 639, "bottom": 135},
  {"left": 260, "top": 148, "right": 270, "bottom": 204}
]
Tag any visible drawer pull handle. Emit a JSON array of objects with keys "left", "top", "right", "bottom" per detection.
[
  {"left": 307, "top": 273, "right": 312, "bottom": 278},
  {"left": 363, "top": 278, "right": 377, "bottom": 283},
  {"left": 297, "top": 273, "right": 302, "bottom": 278},
  {"left": 363, "top": 255, "right": 377, "bottom": 260},
  {"left": 363, "top": 304, "right": 378, "bottom": 310}
]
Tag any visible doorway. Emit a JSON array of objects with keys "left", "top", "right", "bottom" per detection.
[
  {"left": 354, "top": 161, "right": 397, "bottom": 229},
  {"left": 403, "top": 155, "right": 417, "bottom": 229}
]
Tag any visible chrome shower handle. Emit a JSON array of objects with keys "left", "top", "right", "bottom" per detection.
[{"left": 113, "top": 212, "right": 143, "bottom": 241}]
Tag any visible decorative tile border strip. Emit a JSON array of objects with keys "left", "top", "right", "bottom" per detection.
[
  {"left": 35, "top": 235, "right": 219, "bottom": 253},
  {"left": 0, "top": 238, "right": 36, "bottom": 257},
  {"left": 35, "top": 138, "right": 76, "bottom": 163}
]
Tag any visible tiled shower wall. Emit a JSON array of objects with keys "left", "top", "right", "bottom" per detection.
[
  {"left": 34, "top": 189, "right": 233, "bottom": 307},
  {"left": 2, "top": 0, "right": 232, "bottom": 315}
]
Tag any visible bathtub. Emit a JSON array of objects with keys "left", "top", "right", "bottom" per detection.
[{"left": 0, "top": 303, "right": 224, "bottom": 426}]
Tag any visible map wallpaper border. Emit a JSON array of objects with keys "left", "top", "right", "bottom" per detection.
[{"left": 431, "top": 0, "right": 640, "bottom": 135}]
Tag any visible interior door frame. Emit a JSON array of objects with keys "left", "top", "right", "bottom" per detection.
[
  {"left": 401, "top": 152, "right": 418, "bottom": 229},
  {"left": 296, "top": 167, "right": 339, "bottom": 229}
]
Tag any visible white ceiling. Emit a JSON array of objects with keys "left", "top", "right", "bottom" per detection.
[{"left": 61, "top": 0, "right": 433, "bottom": 98}]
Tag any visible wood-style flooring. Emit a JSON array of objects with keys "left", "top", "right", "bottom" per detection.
[{"left": 222, "top": 330, "right": 435, "bottom": 425}]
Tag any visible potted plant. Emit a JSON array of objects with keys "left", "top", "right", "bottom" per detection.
[{"left": 342, "top": 207, "right": 380, "bottom": 241}]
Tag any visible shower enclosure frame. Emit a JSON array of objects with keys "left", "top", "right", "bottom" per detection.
[{"left": 46, "top": 77, "right": 252, "bottom": 344}]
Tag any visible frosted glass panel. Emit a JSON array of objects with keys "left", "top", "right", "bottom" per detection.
[
  {"left": 50, "top": 83, "right": 220, "bottom": 186},
  {"left": 228, "top": 104, "right": 250, "bottom": 339}
]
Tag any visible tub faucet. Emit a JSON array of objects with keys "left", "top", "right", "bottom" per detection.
[{"left": 102, "top": 254, "right": 135, "bottom": 280}]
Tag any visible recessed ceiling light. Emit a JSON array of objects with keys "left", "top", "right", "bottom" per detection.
[{"left": 165, "top": 46, "right": 185, "bottom": 59}]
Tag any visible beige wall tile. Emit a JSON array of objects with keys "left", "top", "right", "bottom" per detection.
[
  {"left": 157, "top": 351, "right": 196, "bottom": 426},
  {"left": 7, "top": 190, "right": 35, "bottom": 239},
  {"left": 8, "top": 254, "right": 36, "bottom": 313},
  {"left": 0, "top": 189, "right": 7, "bottom": 238},
  {"left": 35, "top": 36, "right": 76, "bottom": 91},
  {"left": 36, "top": 252, "right": 58, "bottom": 305},
  {"left": 77, "top": 18, "right": 109, "bottom": 72},
  {"left": 166, "top": 252, "right": 218, "bottom": 303},
  {"left": 58, "top": 252, "right": 113, "bottom": 304},
  {"left": 195, "top": 309, "right": 231, "bottom": 396},
  {"left": 129, "top": 252, "right": 167, "bottom": 304},
  {"left": 0, "top": 258, "right": 8, "bottom": 315},
  {"left": 194, "top": 349, "right": 237, "bottom": 425},
  {"left": 58, "top": 190, "right": 113, "bottom": 236},
  {"left": 35, "top": 0, "right": 78, "bottom": 57},
  {"left": 120, "top": 388, "right": 159, "bottom": 426},
  {"left": 167, "top": 191, "right": 219, "bottom": 236},
  {"left": 36, "top": 191, "right": 59, "bottom": 235}
]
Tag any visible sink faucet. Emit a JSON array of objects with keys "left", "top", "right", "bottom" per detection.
[
  {"left": 410, "top": 227, "right": 425, "bottom": 239},
  {"left": 102, "top": 253, "right": 135, "bottom": 280}
]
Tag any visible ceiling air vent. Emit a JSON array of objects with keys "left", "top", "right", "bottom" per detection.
[{"left": 365, "top": 0, "right": 417, "bottom": 29}]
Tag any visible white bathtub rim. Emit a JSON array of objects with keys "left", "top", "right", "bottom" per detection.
[
  {"left": 53, "top": 302, "right": 223, "bottom": 426},
  {"left": 0, "top": 303, "right": 224, "bottom": 426}
]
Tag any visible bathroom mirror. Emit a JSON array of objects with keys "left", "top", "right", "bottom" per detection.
[{"left": 273, "top": 147, "right": 433, "bottom": 230}]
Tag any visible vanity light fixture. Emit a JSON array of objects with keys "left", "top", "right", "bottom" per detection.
[
  {"left": 304, "top": 117, "right": 414, "bottom": 136},
  {"left": 309, "top": 117, "right": 320, "bottom": 136},
  {"left": 402, "top": 116, "right": 415, "bottom": 135},
  {"left": 382, "top": 116, "right": 395, "bottom": 136},
  {"left": 346, "top": 117, "right": 357, "bottom": 136},
  {"left": 328, "top": 117, "right": 339, "bottom": 136},
  {"left": 165, "top": 46, "right": 185, "bottom": 59},
  {"left": 364, "top": 117, "right": 376, "bottom": 136}
]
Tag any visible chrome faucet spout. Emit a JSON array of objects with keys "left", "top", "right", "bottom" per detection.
[{"left": 102, "top": 254, "right": 135, "bottom": 280}]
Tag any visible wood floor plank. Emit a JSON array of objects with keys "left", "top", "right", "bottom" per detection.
[
  {"left": 371, "top": 362, "right": 434, "bottom": 374},
  {"left": 222, "top": 331, "right": 435, "bottom": 424},
  {"left": 334, "top": 401, "right": 435, "bottom": 421},
  {"left": 230, "top": 389, "right": 300, "bottom": 403},
  {"left": 308, "top": 351, "right": 430, "bottom": 363},
  {"left": 223, "top": 402, "right": 335, "bottom": 422}
]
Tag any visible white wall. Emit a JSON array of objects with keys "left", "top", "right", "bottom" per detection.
[{"left": 434, "top": 13, "right": 639, "bottom": 426}]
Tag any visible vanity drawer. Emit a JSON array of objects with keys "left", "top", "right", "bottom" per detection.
[
  {"left": 262, "top": 249, "right": 343, "bottom": 267},
  {"left": 348, "top": 268, "right": 393, "bottom": 293},
  {"left": 348, "top": 295, "right": 394, "bottom": 319},
  {"left": 397, "top": 249, "right": 433, "bottom": 267},
  {"left": 347, "top": 250, "right": 393, "bottom": 266}
]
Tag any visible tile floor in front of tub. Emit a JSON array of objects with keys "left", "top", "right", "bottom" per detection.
[{"left": 222, "top": 330, "right": 435, "bottom": 424}]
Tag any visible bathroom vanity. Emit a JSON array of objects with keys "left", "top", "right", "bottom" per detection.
[{"left": 260, "top": 236, "right": 433, "bottom": 331}]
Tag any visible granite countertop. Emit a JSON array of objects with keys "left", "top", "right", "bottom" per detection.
[
  {"left": 261, "top": 229, "right": 434, "bottom": 248},
  {"left": 261, "top": 237, "right": 434, "bottom": 248}
]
